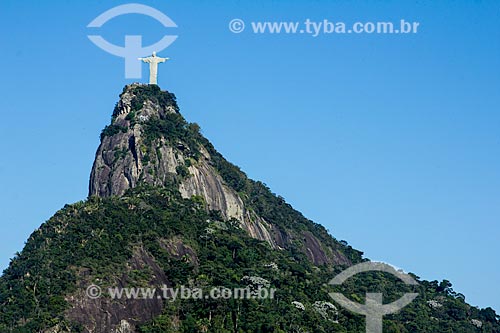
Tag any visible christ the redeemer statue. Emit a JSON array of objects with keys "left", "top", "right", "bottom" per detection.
[{"left": 138, "top": 52, "right": 169, "bottom": 85}]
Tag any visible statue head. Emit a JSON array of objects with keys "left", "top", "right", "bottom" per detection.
[{"left": 152, "top": 51, "right": 157, "bottom": 57}]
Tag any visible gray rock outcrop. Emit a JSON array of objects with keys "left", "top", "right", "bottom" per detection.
[{"left": 89, "top": 84, "right": 349, "bottom": 266}]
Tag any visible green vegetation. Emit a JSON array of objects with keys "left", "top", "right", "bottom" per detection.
[
  {"left": 175, "top": 164, "right": 190, "bottom": 178},
  {"left": 0, "top": 184, "right": 497, "bottom": 332},
  {"left": 129, "top": 85, "right": 179, "bottom": 113},
  {"left": 1, "top": 85, "right": 498, "bottom": 332},
  {"left": 113, "top": 147, "right": 128, "bottom": 162},
  {"left": 142, "top": 114, "right": 202, "bottom": 161},
  {"left": 100, "top": 124, "right": 127, "bottom": 141},
  {"left": 124, "top": 86, "right": 362, "bottom": 259}
]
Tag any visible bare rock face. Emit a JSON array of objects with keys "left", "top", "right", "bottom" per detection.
[
  {"left": 89, "top": 84, "right": 177, "bottom": 197},
  {"left": 89, "top": 84, "right": 349, "bottom": 265},
  {"left": 1, "top": 84, "right": 356, "bottom": 333},
  {"left": 89, "top": 84, "right": 277, "bottom": 248},
  {"left": 65, "top": 247, "right": 169, "bottom": 333},
  {"left": 90, "top": 84, "right": 245, "bottom": 221}
]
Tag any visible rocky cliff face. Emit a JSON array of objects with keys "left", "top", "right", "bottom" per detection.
[
  {"left": 2, "top": 84, "right": 497, "bottom": 333},
  {"left": 89, "top": 84, "right": 179, "bottom": 198},
  {"left": 89, "top": 84, "right": 347, "bottom": 266}
]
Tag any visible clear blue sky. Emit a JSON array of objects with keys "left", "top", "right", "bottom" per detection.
[{"left": 1, "top": 0, "right": 499, "bottom": 311}]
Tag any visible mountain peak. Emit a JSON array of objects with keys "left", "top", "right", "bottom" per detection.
[
  {"left": 89, "top": 85, "right": 351, "bottom": 266},
  {"left": 89, "top": 84, "right": 182, "bottom": 198},
  {"left": 1, "top": 85, "right": 498, "bottom": 332},
  {"left": 112, "top": 84, "right": 180, "bottom": 122}
]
